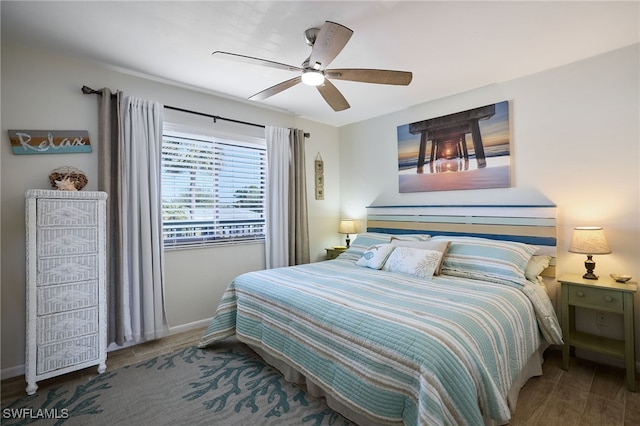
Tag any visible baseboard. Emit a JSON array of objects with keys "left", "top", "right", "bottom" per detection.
[
  {"left": 105, "top": 317, "right": 213, "bottom": 351},
  {"left": 1, "top": 365, "right": 25, "bottom": 381},
  {"left": 2, "top": 317, "right": 214, "bottom": 381},
  {"left": 574, "top": 347, "right": 626, "bottom": 369},
  {"left": 167, "top": 317, "right": 212, "bottom": 335}
]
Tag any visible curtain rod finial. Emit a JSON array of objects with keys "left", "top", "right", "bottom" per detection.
[{"left": 81, "top": 85, "right": 98, "bottom": 95}]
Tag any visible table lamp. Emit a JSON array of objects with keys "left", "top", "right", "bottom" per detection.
[
  {"left": 339, "top": 219, "right": 356, "bottom": 248},
  {"left": 568, "top": 226, "right": 611, "bottom": 280}
]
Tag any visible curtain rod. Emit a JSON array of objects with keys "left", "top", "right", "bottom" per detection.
[{"left": 81, "top": 85, "right": 310, "bottom": 138}]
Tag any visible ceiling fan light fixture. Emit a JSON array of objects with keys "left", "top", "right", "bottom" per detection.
[
  {"left": 214, "top": 21, "right": 411, "bottom": 112},
  {"left": 301, "top": 70, "right": 325, "bottom": 86}
]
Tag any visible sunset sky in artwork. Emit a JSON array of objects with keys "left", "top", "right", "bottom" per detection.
[{"left": 397, "top": 101, "right": 510, "bottom": 163}]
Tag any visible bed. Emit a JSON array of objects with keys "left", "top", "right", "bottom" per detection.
[{"left": 199, "top": 205, "right": 563, "bottom": 425}]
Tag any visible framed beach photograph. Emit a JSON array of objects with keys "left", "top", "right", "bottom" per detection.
[{"left": 397, "top": 101, "right": 511, "bottom": 193}]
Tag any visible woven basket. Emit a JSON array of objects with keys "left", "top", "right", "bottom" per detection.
[{"left": 48, "top": 166, "right": 88, "bottom": 191}]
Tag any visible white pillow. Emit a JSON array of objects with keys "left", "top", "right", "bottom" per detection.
[
  {"left": 525, "top": 255, "right": 552, "bottom": 282},
  {"left": 382, "top": 247, "right": 444, "bottom": 279},
  {"left": 356, "top": 244, "right": 396, "bottom": 269}
]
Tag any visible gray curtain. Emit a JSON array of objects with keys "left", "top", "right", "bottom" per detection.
[
  {"left": 265, "top": 126, "right": 310, "bottom": 268},
  {"left": 97, "top": 88, "right": 124, "bottom": 344},
  {"left": 97, "top": 90, "right": 167, "bottom": 345},
  {"left": 288, "top": 129, "right": 310, "bottom": 265}
]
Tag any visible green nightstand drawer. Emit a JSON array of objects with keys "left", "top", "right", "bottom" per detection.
[{"left": 567, "top": 284, "right": 623, "bottom": 312}]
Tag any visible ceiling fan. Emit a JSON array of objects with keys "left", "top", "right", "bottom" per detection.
[{"left": 212, "top": 21, "right": 413, "bottom": 112}]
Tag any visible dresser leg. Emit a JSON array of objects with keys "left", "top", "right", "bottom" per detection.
[
  {"left": 26, "top": 381, "right": 38, "bottom": 396},
  {"left": 98, "top": 362, "right": 106, "bottom": 374}
]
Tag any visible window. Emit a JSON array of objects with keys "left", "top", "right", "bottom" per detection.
[{"left": 161, "top": 129, "right": 266, "bottom": 249}]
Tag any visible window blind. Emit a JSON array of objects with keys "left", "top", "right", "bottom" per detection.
[{"left": 161, "top": 133, "right": 266, "bottom": 249}]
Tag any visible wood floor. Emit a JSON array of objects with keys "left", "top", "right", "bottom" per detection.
[{"left": 2, "top": 328, "right": 639, "bottom": 425}]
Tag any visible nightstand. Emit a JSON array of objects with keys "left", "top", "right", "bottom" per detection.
[
  {"left": 325, "top": 247, "right": 347, "bottom": 260},
  {"left": 559, "top": 274, "right": 637, "bottom": 391}
]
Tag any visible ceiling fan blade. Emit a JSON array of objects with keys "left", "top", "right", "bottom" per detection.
[
  {"left": 249, "top": 76, "right": 302, "bottom": 101},
  {"left": 326, "top": 69, "right": 413, "bottom": 85},
  {"left": 212, "top": 51, "right": 302, "bottom": 72},
  {"left": 317, "top": 79, "right": 350, "bottom": 112},
  {"left": 308, "top": 21, "right": 353, "bottom": 70}
]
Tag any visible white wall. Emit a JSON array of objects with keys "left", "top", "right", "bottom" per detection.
[
  {"left": 0, "top": 42, "right": 341, "bottom": 376},
  {"left": 339, "top": 44, "right": 640, "bottom": 363},
  {"left": 3, "top": 39, "right": 638, "bottom": 377}
]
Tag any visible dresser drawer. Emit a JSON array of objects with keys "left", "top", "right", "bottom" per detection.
[
  {"left": 36, "top": 334, "right": 99, "bottom": 374},
  {"left": 567, "top": 284, "right": 623, "bottom": 311},
  {"left": 37, "top": 281, "right": 98, "bottom": 315},
  {"left": 37, "top": 254, "right": 98, "bottom": 286},
  {"left": 37, "top": 199, "right": 98, "bottom": 227},
  {"left": 37, "top": 227, "right": 98, "bottom": 257},
  {"left": 37, "top": 307, "right": 99, "bottom": 344}
]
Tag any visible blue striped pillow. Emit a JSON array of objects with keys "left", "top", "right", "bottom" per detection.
[
  {"left": 432, "top": 236, "right": 537, "bottom": 286},
  {"left": 337, "top": 233, "right": 392, "bottom": 262}
]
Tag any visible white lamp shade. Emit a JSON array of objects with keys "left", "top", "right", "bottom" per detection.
[
  {"left": 568, "top": 227, "right": 611, "bottom": 255},
  {"left": 339, "top": 219, "right": 356, "bottom": 234}
]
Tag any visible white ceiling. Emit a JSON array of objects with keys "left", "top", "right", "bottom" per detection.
[{"left": 2, "top": 1, "right": 638, "bottom": 127}]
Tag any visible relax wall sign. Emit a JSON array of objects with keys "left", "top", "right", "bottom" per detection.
[{"left": 9, "top": 130, "right": 92, "bottom": 154}]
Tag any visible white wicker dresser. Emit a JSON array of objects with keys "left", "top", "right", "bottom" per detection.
[{"left": 25, "top": 189, "right": 108, "bottom": 395}]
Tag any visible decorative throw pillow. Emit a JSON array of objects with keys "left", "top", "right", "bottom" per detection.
[
  {"left": 382, "top": 247, "right": 444, "bottom": 279},
  {"left": 390, "top": 239, "right": 451, "bottom": 275},
  {"left": 525, "top": 255, "right": 552, "bottom": 282},
  {"left": 356, "top": 244, "right": 396, "bottom": 269},
  {"left": 432, "top": 236, "right": 537, "bottom": 286}
]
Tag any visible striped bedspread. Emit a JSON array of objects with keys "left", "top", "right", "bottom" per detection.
[{"left": 199, "top": 259, "right": 557, "bottom": 425}]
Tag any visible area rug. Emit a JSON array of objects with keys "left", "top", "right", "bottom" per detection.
[{"left": 1, "top": 340, "right": 354, "bottom": 425}]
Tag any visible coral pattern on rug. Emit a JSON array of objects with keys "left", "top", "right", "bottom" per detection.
[{"left": 1, "top": 343, "right": 353, "bottom": 425}]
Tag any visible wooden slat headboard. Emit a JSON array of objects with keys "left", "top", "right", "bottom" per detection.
[{"left": 366, "top": 204, "right": 557, "bottom": 277}]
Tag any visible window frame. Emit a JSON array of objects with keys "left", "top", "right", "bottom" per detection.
[{"left": 161, "top": 123, "right": 267, "bottom": 250}]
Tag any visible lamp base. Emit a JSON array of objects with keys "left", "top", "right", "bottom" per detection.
[
  {"left": 345, "top": 235, "right": 351, "bottom": 248},
  {"left": 583, "top": 255, "right": 598, "bottom": 280}
]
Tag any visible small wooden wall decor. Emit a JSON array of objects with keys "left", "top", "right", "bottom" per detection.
[
  {"left": 314, "top": 153, "right": 324, "bottom": 200},
  {"left": 9, "top": 130, "right": 92, "bottom": 155}
]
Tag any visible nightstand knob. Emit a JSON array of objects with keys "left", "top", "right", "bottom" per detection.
[
  {"left": 604, "top": 295, "right": 613, "bottom": 302},
  {"left": 576, "top": 291, "right": 585, "bottom": 297}
]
